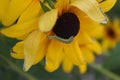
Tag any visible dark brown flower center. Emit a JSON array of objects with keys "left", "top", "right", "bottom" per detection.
[
  {"left": 53, "top": 13, "right": 80, "bottom": 39},
  {"left": 106, "top": 28, "right": 116, "bottom": 39}
]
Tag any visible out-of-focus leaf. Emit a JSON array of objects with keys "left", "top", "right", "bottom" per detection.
[
  {"left": 107, "top": 0, "right": 120, "bottom": 18},
  {"left": 0, "top": 35, "right": 18, "bottom": 54},
  {"left": 0, "top": 66, "right": 20, "bottom": 80},
  {"left": 0, "top": 23, "right": 4, "bottom": 29},
  {"left": 15, "top": 60, "right": 24, "bottom": 69},
  {"left": 13, "top": 58, "right": 68, "bottom": 80},
  {"left": 103, "top": 42, "right": 120, "bottom": 70},
  {"left": 0, "top": 55, "right": 26, "bottom": 80},
  {"left": 28, "top": 64, "right": 68, "bottom": 80}
]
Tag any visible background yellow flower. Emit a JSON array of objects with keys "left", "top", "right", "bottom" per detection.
[{"left": 91, "top": 18, "right": 120, "bottom": 52}]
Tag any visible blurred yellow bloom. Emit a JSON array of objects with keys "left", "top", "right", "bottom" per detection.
[
  {"left": 91, "top": 18, "right": 120, "bottom": 52},
  {"left": 0, "top": 0, "right": 117, "bottom": 73},
  {"left": 102, "top": 18, "right": 120, "bottom": 51}
]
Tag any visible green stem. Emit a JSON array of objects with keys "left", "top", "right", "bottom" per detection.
[
  {"left": 89, "top": 63, "right": 120, "bottom": 80},
  {"left": 0, "top": 55, "right": 38, "bottom": 80}
]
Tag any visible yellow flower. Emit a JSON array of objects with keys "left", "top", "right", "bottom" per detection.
[
  {"left": 0, "top": 0, "right": 117, "bottom": 73},
  {"left": 91, "top": 18, "right": 120, "bottom": 52},
  {"left": 102, "top": 18, "right": 120, "bottom": 51}
]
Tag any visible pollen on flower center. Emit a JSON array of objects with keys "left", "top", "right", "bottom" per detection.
[
  {"left": 53, "top": 13, "right": 80, "bottom": 39},
  {"left": 107, "top": 28, "right": 116, "bottom": 39}
]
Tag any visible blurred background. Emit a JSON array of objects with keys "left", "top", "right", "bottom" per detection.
[{"left": 0, "top": 1, "right": 120, "bottom": 80}]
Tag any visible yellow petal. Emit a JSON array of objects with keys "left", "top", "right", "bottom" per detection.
[
  {"left": 69, "top": 6, "right": 98, "bottom": 31},
  {"left": 80, "top": 17, "right": 99, "bottom": 33},
  {"left": 102, "top": 40, "right": 109, "bottom": 52},
  {"left": 70, "top": 0, "right": 107, "bottom": 23},
  {"left": 2, "top": 0, "right": 32, "bottom": 26},
  {"left": 112, "top": 19, "right": 120, "bottom": 40},
  {"left": 11, "top": 41, "right": 24, "bottom": 59},
  {"left": 18, "top": 0, "right": 43, "bottom": 23},
  {"left": 16, "top": 33, "right": 30, "bottom": 40},
  {"left": 69, "top": 6, "right": 102, "bottom": 33},
  {"left": 113, "top": 18, "right": 120, "bottom": 32},
  {"left": 38, "top": 9, "right": 58, "bottom": 32},
  {"left": 77, "top": 31, "right": 93, "bottom": 45},
  {"left": 81, "top": 46, "right": 95, "bottom": 64},
  {"left": 45, "top": 40, "right": 63, "bottom": 72},
  {"left": 33, "top": 33, "right": 49, "bottom": 64},
  {"left": 97, "top": 0, "right": 102, "bottom": 2},
  {"left": 109, "top": 41, "right": 116, "bottom": 49},
  {"left": 102, "top": 39, "right": 116, "bottom": 51},
  {"left": 90, "top": 25, "right": 104, "bottom": 39},
  {"left": 0, "top": 0, "right": 9, "bottom": 21},
  {"left": 62, "top": 58, "right": 73, "bottom": 73},
  {"left": 63, "top": 40, "right": 85, "bottom": 65},
  {"left": 86, "top": 41, "right": 102, "bottom": 55},
  {"left": 23, "top": 30, "right": 44, "bottom": 71},
  {"left": 78, "top": 64, "right": 87, "bottom": 74},
  {"left": 99, "top": 0, "right": 117, "bottom": 12},
  {"left": 1, "top": 18, "right": 38, "bottom": 39},
  {"left": 55, "top": 0, "right": 69, "bottom": 16}
]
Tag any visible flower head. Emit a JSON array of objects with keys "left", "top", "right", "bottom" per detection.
[{"left": 0, "top": 0, "right": 117, "bottom": 73}]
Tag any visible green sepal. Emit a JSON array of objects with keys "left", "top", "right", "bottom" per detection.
[
  {"left": 40, "top": 1, "right": 50, "bottom": 12},
  {"left": 46, "top": 0, "right": 55, "bottom": 9}
]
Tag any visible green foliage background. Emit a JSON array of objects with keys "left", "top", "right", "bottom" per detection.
[{"left": 0, "top": 1, "right": 120, "bottom": 80}]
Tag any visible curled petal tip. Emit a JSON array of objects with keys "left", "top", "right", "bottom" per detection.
[
  {"left": 10, "top": 48, "right": 16, "bottom": 54},
  {"left": 10, "top": 51, "right": 15, "bottom": 54},
  {"left": 23, "top": 67, "right": 28, "bottom": 72},
  {"left": 101, "top": 15, "right": 108, "bottom": 25},
  {"left": 23, "top": 63, "right": 31, "bottom": 72},
  {"left": 99, "top": 7, "right": 108, "bottom": 24},
  {"left": 101, "top": 19, "right": 107, "bottom": 24}
]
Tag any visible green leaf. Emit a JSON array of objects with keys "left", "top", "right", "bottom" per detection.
[
  {"left": 103, "top": 42, "right": 120, "bottom": 70},
  {"left": 0, "top": 23, "right": 4, "bottom": 29},
  {"left": 0, "top": 55, "right": 37, "bottom": 80},
  {"left": 0, "top": 35, "right": 18, "bottom": 54},
  {"left": 28, "top": 64, "right": 68, "bottom": 80}
]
